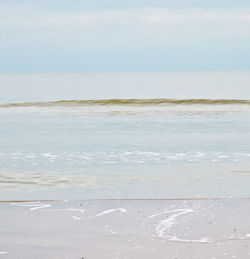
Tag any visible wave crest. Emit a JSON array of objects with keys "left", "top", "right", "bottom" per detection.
[{"left": 1, "top": 99, "right": 250, "bottom": 107}]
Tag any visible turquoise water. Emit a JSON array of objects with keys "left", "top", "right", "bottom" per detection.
[{"left": 1, "top": 100, "right": 250, "bottom": 200}]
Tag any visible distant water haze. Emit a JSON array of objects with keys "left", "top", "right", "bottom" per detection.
[{"left": 0, "top": 71, "right": 250, "bottom": 103}]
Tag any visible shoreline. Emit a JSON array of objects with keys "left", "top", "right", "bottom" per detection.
[
  {"left": 1, "top": 199, "right": 250, "bottom": 258},
  {"left": 1, "top": 197, "right": 250, "bottom": 202}
]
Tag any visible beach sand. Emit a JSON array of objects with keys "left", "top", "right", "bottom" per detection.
[{"left": 1, "top": 199, "right": 250, "bottom": 258}]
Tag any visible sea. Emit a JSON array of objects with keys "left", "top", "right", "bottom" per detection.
[{"left": 0, "top": 72, "right": 250, "bottom": 200}]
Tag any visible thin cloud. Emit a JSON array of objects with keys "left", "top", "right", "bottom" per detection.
[{"left": 1, "top": 7, "right": 250, "bottom": 29}]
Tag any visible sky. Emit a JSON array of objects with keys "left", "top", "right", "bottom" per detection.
[
  {"left": 1, "top": 71, "right": 250, "bottom": 102},
  {"left": 0, "top": 0, "right": 250, "bottom": 72}
]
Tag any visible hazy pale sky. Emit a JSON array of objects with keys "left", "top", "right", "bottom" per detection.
[
  {"left": 1, "top": 71, "right": 250, "bottom": 102},
  {"left": 1, "top": 0, "right": 250, "bottom": 72}
]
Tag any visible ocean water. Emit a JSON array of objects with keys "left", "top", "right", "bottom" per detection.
[{"left": 0, "top": 99, "right": 250, "bottom": 200}]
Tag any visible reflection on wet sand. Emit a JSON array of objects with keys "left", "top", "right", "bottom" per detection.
[{"left": 1, "top": 199, "right": 250, "bottom": 258}]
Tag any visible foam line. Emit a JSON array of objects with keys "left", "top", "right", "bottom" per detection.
[
  {"left": 11, "top": 202, "right": 51, "bottom": 211},
  {"left": 56, "top": 208, "right": 85, "bottom": 213},
  {"left": 96, "top": 208, "right": 127, "bottom": 217},
  {"left": 149, "top": 209, "right": 194, "bottom": 238}
]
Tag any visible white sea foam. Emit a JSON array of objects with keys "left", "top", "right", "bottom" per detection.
[
  {"left": 168, "top": 237, "right": 212, "bottom": 243},
  {"left": 149, "top": 209, "right": 194, "bottom": 238},
  {"left": 2, "top": 150, "right": 250, "bottom": 169},
  {"left": 72, "top": 216, "right": 82, "bottom": 220},
  {"left": 96, "top": 208, "right": 127, "bottom": 217},
  {"left": 105, "top": 225, "right": 116, "bottom": 235},
  {"left": 11, "top": 202, "right": 51, "bottom": 211},
  {"left": 42, "top": 153, "right": 57, "bottom": 158},
  {"left": 56, "top": 208, "right": 85, "bottom": 213},
  {"left": 30, "top": 204, "right": 51, "bottom": 211}
]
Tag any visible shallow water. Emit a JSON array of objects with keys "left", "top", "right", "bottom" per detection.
[{"left": 0, "top": 100, "right": 250, "bottom": 200}]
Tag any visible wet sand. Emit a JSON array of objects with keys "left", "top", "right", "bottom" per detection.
[{"left": 1, "top": 199, "right": 250, "bottom": 258}]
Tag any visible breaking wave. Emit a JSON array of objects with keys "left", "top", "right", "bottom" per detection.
[{"left": 1, "top": 98, "right": 250, "bottom": 107}]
